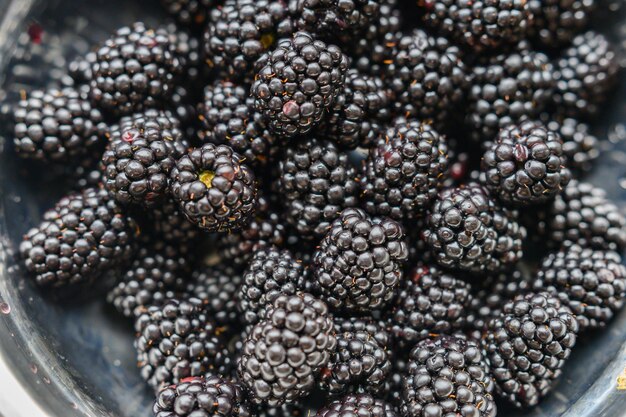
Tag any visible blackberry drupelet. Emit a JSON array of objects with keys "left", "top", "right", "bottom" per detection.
[
  {"left": 169, "top": 143, "right": 258, "bottom": 232},
  {"left": 251, "top": 31, "right": 349, "bottom": 138},
  {"left": 161, "top": 0, "right": 215, "bottom": 28},
  {"left": 13, "top": 87, "right": 107, "bottom": 162},
  {"left": 204, "top": 0, "right": 294, "bottom": 78},
  {"left": 135, "top": 298, "right": 233, "bottom": 390},
  {"left": 289, "top": 0, "right": 381, "bottom": 38},
  {"left": 361, "top": 118, "right": 449, "bottom": 221},
  {"left": 548, "top": 180, "right": 626, "bottom": 251},
  {"left": 68, "top": 52, "right": 96, "bottom": 85},
  {"left": 188, "top": 264, "right": 243, "bottom": 326},
  {"left": 535, "top": 245, "right": 626, "bottom": 330},
  {"left": 217, "top": 194, "right": 285, "bottom": 267},
  {"left": 323, "top": 69, "right": 390, "bottom": 149},
  {"left": 278, "top": 137, "right": 359, "bottom": 239},
  {"left": 553, "top": 31, "right": 619, "bottom": 120},
  {"left": 390, "top": 264, "right": 473, "bottom": 347},
  {"left": 334, "top": 317, "right": 391, "bottom": 348},
  {"left": 199, "top": 80, "right": 278, "bottom": 167},
  {"left": 466, "top": 43, "right": 555, "bottom": 144},
  {"left": 384, "top": 29, "right": 467, "bottom": 126},
  {"left": 238, "top": 247, "right": 305, "bottom": 326},
  {"left": 401, "top": 335, "right": 496, "bottom": 417},
  {"left": 423, "top": 182, "right": 526, "bottom": 273},
  {"left": 528, "top": 0, "right": 596, "bottom": 48},
  {"left": 312, "top": 208, "right": 408, "bottom": 313},
  {"left": 483, "top": 292, "right": 578, "bottom": 408},
  {"left": 88, "top": 22, "right": 182, "bottom": 116},
  {"left": 153, "top": 375, "right": 250, "bottom": 417},
  {"left": 107, "top": 241, "right": 190, "bottom": 318},
  {"left": 481, "top": 120, "right": 571, "bottom": 206},
  {"left": 237, "top": 293, "right": 337, "bottom": 406},
  {"left": 102, "top": 110, "right": 188, "bottom": 206},
  {"left": 20, "top": 187, "right": 137, "bottom": 288},
  {"left": 419, "top": 0, "right": 533, "bottom": 53},
  {"left": 315, "top": 394, "right": 398, "bottom": 417}
]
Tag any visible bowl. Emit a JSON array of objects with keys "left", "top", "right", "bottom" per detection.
[{"left": 1, "top": 1, "right": 626, "bottom": 416}]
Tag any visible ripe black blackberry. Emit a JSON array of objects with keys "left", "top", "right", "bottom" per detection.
[
  {"left": 320, "top": 323, "right": 391, "bottom": 395},
  {"left": 204, "top": 0, "right": 294, "bottom": 78},
  {"left": 548, "top": 180, "right": 626, "bottom": 251},
  {"left": 238, "top": 247, "right": 305, "bottom": 326},
  {"left": 390, "top": 264, "right": 473, "bottom": 347},
  {"left": 88, "top": 22, "right": 182, "bottom": 116},
  {"left": 237, "top": 293, "right": 337, "bottom": 406},
  {"left": 401, "top": 335, "right": 496, "bottom": 417},
  {"left": 481, "top": 120, "right": 571, "bottom": 206},
  {"left": 188, "top": 264, "right": 243, "bottom": 327},
  {"left": 13, "top": 87, "right": 107, "bottom": 163},
  {"left": 312, "top": 208, "right": 408, "bottom": 313},
  {"left": 217, "top": 194, "right": 285, "bottom": 267},
  {"left": 322, "top": 69, "right": 390, "bottom": 149},
  {"left": 553, "top": 31, "right": 619, "bottom": 120},
  {"left": 149, "top": 197, "right": 202, "bottom": 254},
  {"left": 102, "top": 110, "right": 188, "bottom": 206},
  {"left": 466, "top": 42, "right": 555, "bottom": 144},
  {"left": 107, "top": 242, "right": 190, "bottom": 318},
  {"left": 161, "top": 0, "right": 215, "bottom": 28},
  {"left": 540, "top": 115, "right": 599, "bottom": 174},
  {"left": 483, "top": 292, "right": 578, "bottom": 408},
  {"left": 20, "top": 187, "right": 137, "bottom": 288},
  {"left": 169, "top": 143, "right": 258, "bottom": 232},
  {"left": 384, "top": 29, "right": 467, "bottom": 126},
  {"left": 315, "top": 394, "right": 398, "bottom": 417},
  {"left": 423, "top": 182, "right": 526, "bottom": 273},
  {"left": 254, "top": 403, "right": 307, "bottom": 417},
  {"left": 153, "top": 375, "right": 250, "bottom": 417},
  {"left": 278, "top": 137, "right": 359, "bottom": 239},
  {"left": 251, "top": 31, "right": 349, "bottom": 138},
  {"left": 135, "top": 298, "right": 233, "bottom": 390},
  {"left": 199, "top": 80, "right": 278, "bottom": 167},
  {"left": 361, "top": 119, "right": 449, "bottom": 221},
  {"left": 535, "top": 245, "right": 626, "bottom": 330},
  {"left": 333, "top": 317, "right": 391, "bottom": 348},
  {"left": 419, "top": 0, "right": 533, "bottom": 53},
  {"left": 528, "top": 0, "right": 596, "bottom": 48}
]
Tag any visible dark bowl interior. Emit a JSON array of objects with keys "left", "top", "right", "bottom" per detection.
[{"left": 1, "top": 1, "right": 626, "bottom": 416}]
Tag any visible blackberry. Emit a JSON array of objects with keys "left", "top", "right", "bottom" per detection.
[
  {"left": 483, "top": 292, "right": 578, "bottom": 408},
  {"left": 169, "top": 143, "right": 258, "bottom": 232},
  {"left": 153, "top": 375, "right": 250, "bottom": 417},
  {"left": 199, "top": 80, "right": 278, "bottom": 167},
  {"left": 251, "top": 31, "right": 349, "bottom": 138},
  {"left": 237, "top": 293, "right": 337, "bottom": 406},
  {"left": 217, "top": 194, "right": 285, "bottom": 267},
  {"left": 361, "top": 119, "right": 449, "bottom": 221},
  {"left": 466, "top": 43, "right": 555, "bottom": 144},
  {"left": 423, "top": 182, "right": 526, "bottom": 273},
  {"left": 481, "top": 120, "right": 571, "bottom": 206},
  {"left": 289, "top": 0, "right": 382, "bottom": 38},
  {"left": 553, "top": 31, "right": 619, "bottom": 120},
  {"left": 541, "top": 115, "right": 599, "bottom": 174},
  {"left": 88, "top": 22, "right": 182, "bottom": 116},
  {"left": 333, "top": 317, "right": 391, "bottom": 348},
  {"left": 161, "top": 0, "right": 216, "bottom": 28},
  {"left": 278, "top": 137, "right": 359, "bottom": 239},
  {"left": 188, "top": 264, "right": 243, "bottom": 326},
  {"left": 150, "top": 197, "right": 203, "bottom": 251},
  {"left": 312, "top": 208, "right": 409, "bottom": 313},
  {"left": 254, "top": 403, "right": 307, "bottom": 417},
  {"left": 528, "top": 0, "right": 596, "bottom": 48},
  {"left": 548, "top": 180, "right": 626, "bottom": 251},
  {"left": 204, "top": 0, "right": 294, "bottom": 78},
  {"left": 390, "top": 264, "right": 473, "bottom": 347},
  {"left": 102, "top": 110, "right": 189, "bottom": 206},
  {"left": 107, "top": 242, "right": 190, "bottom": 318},
  {"left": 20, "top": 187, "right": 137, "bottom": 288},
  {"left": 13, "top": 87, "right": 107, "bottom": 162},
  {"left": 323, "top": 69, "right": 390, "bottom": 149},
  {"left": 419, "top": 0, "right": 533, "bottom": 53},
  {"left": 384, "top": 30, "right": 467, "bottom": 125},
  {"left": 315, "top": 394, "right": 398, "bottom": 417},
  {"left": 535, "top": 245, "right": 626, "bottom": 330},
  {"left": 135, "top": 298, "right": 233, "bottom": 390},
  {"left": 238, "top": 247, "right": 305, "bottom": 326},
  {"left": 320, "top": 323, "right": 391, "bottom": 395},
  {"left": 401, "top": 335, "right": 496, "bottom": 417}
]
